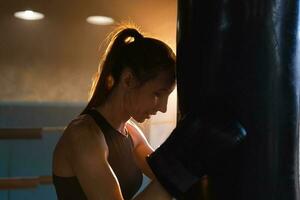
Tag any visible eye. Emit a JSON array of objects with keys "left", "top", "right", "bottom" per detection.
[{"left": 154, "top": 92, "right": 162, "bottom": 98}]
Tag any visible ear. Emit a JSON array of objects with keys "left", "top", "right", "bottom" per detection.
[{"left": 120, "top": 68, "right": 138, "bottom": 89}]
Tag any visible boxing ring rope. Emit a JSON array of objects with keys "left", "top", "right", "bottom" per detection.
[
  {"left": 0, "top": 127, "right": 64, "bottom": 190},
  {"left": 0, "top": 127, "right": 65, "bottom": 139},
  {"left": 0, "top": 176, "right": 52, "bottom": 190}
]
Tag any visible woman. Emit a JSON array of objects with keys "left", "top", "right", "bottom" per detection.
[{"left": 52, "top": 24, "right": 176, "bottom": 200}]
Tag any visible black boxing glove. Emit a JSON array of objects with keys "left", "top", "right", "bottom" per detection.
[{"left": 146, "top": 111, "right": 247, "bottom": 199}]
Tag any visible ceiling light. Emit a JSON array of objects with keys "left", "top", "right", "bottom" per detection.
[
  {"left": 86, "top": 16, "right": 114, "bottom": 25},
  {"left": 14, "top": 10, "right": 44, "bottom": 21}
]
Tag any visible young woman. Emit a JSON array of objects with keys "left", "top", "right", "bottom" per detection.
[{"left": 52, "top": 24, "right": 176, "bottom": 200}]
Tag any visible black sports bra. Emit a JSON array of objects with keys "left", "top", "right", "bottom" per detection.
[{"left": 53, "top": 109, "right": 143, "bottom": 200}]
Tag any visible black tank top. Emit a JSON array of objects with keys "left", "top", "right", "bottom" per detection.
[{"left": 53, "top": 109, "right": 143, "bottom": 200}]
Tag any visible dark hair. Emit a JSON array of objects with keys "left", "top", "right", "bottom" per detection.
[{"left": 81, "top": 24, "right": 176, "bottom": 114}]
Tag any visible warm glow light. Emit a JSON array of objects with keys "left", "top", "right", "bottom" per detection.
[
  {"left": 14, "top": 10, "right": 44, "bottom": 20},
  {"left": 86, "top": 16, "right": 114, "bottom": 25}
]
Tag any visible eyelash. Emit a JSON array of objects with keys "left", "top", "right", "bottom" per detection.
[{"left": 154, "top": 92, "right": 162, "bottom": 97}]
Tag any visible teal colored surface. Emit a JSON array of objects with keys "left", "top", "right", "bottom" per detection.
[
  {"left": 0, "top": 102, "right": 151, "bottom": 200},
  {"left": 0, "top": 102, "right": 85, "bottom": 200}
]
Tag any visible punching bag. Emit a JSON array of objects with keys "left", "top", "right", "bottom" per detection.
[{"left": 177, "top": 0, "right": 300, "bottom": 199}]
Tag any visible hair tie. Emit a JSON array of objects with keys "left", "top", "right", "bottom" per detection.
[{"left": 123, "top": 28, "right": 144, "bottom": 44}]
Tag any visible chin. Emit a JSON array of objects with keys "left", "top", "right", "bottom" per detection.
[{"left": 132, "top": 116, "right": 146, "bottom": 123}]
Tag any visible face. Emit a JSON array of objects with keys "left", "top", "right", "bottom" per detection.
[{"left": 125, "top": 71, "right": 175, "bottom": 123}]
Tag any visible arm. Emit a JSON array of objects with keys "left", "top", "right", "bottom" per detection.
[
  {"left": 66, "top": 119, "right": 173, "bottom": 200},
  {"left": 67, "top": 121, "right": 124, "bottom": 200},
  {"left": 126, "top": 121, "right": 155, "bottom": 179},
  {"left": 125, "top": 121, "right": 173, "bottom": 200},
  {"left": 126, "top": 121, "right": 172, "bottom": 200},
  {"left": 133, "top": 180, "right": 172, "bottom": 200}
]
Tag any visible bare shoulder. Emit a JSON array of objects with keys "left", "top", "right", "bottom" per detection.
[
  {"left": 64, "top": 114, "right": 108, "bottom": 151},
  {"left": 53, "top": 114, "right": 108, "bottom": 169},
  {"left": 126, "top": 120, "right": 149, "bottom": 148},
  {"left": 126, "top": 120, "right": 143, "bottom": 135}
]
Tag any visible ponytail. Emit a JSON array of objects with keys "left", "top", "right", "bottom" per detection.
[{"left": 80, "top": 26, "right": 144, "bottom": 115}]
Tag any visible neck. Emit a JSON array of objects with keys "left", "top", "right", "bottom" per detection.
[{"left": 94, "top": 88, "right": 130, "bottom": 134}]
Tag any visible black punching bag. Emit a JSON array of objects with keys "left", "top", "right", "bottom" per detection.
[{"left": 177, "top": 0, "right": 300, "bottom": 200}]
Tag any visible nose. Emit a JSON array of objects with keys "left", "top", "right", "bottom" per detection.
[{"left": 157, "top": 98, "right": 168, "bottom": 113}]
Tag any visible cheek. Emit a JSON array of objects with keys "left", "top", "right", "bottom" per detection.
[
  {"left": 127, "top": 92, "right": 156, "bottom": 115},
  {"left": 141, "top": 93, "right": 157, "bottom": 107},
  {"left": 126, "top": 91, "right": 145, "bottom": 113}
]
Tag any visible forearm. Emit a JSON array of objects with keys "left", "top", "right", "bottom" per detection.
[{"left": 133, "top": 180, "right": 172, "bottom": 200}]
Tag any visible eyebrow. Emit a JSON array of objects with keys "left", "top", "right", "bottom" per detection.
[{"left": 157, "top": 88, "right": 173, "bottom": 93}]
